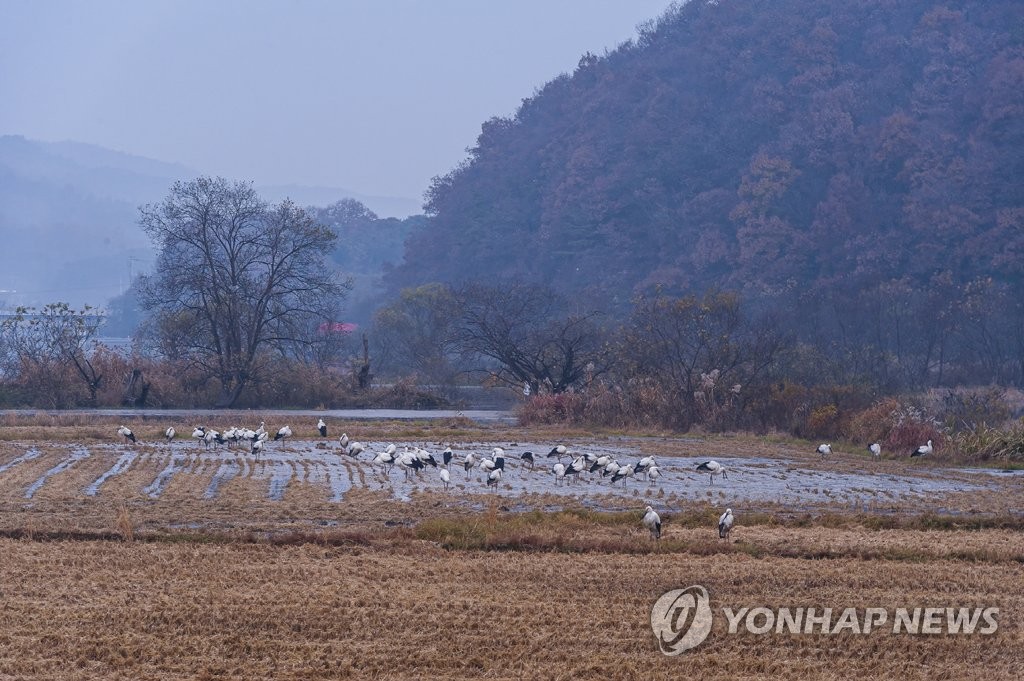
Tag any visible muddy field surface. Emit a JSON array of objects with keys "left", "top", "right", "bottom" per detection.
[
  {"left": 1, "top": 425, "right": 1021, "bottom": 679},
  {"left": 0, "top": 434, "right": 1019, "bottom": 535}
]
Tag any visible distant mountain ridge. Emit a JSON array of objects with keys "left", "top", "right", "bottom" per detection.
[
  {"left": 0, "top": 135, "right": 421, "bottom": 308},
  {"left": 394, "top": 0, "right": 1024, "bottom": 314}
]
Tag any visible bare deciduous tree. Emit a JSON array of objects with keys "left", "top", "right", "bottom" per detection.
[
  {"left": 138, "top": 177, "right": 348, "bottom": 408},
  {"left": 0, "top": 303, "right": 104, "bottom": 407},
  {"left": 455, "top": 282, "right": 612, "bottom": 394}
]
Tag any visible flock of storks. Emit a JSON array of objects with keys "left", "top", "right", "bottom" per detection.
[{"left": 113, "top": 420, "right": 937, "bottom": 544}]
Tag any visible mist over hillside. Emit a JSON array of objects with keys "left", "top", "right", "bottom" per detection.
[
  {"left": 393, "top": 0, "right": 1024, "bottom": 316},
  {"left": 0, "top": 135, "right": 420, "bottom": 310}
]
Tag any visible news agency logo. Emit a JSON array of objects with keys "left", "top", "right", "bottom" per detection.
[
  {"left": 650, "top": 585, "right": 714, "bottom": 655},
  {"left": 651, "top": 586, "right": 999, "bottom": 655}
]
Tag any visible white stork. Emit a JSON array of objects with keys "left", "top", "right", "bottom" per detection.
[
  {"left": 317, "top": 418, "right": 327, "bottom": 437},
  {"left": 911, "top": 439, "right": 933, "bottom": 457},
  {"left": 696, "top": 461, "right": 727, "bottom": 485},
  {"left": 611, "top": 463, "right": 635, "bottom": 487},
  {"left": 339, "top": 433, "right": 350, "bottom": 449},
  {"left": 274, "top": 425, "right": 292, "bottom": 442},
  {"left": 868, "top": 442, "right": 881, "bottom": 460},
  {"left": 372, "top": 449, "right": 395, "bottom": 473},
  {"left": 635, "top": 455, "right": 656, "bottom": 480},
  {"left": 642, "top": 506, "right": 662, "bottom": 541},
  {"left": 486, "top": 468, "right": 502, "bottom": 491},
  {"left": 164, "top": 426, "right": 176, "bottom": 443},
  {"left": 547, "top": 444, "right": 568, "bottom": 460},
  {"left": 520, "top": 451, "right": 535, "bottom": 470},
  {"left": 565, "top": 455, "right": 586, "bottom": 483},
  {"left": 552, "top": 463, "right": 566, "bottom": 485},
  {"left": 345, "top": 441, "right": 366, "bottom": 457},
  {"left": 718, "top": 508, "right": 734, "bottom": 540},
  {"left": 647, "top": 465, "right": 661, "bottom": 485},
  {"left": 440, "top": 467, "right": 451, "bottom": 490},
  {"left": 817, "top": 443, "right": 832, "bottom": 458},
  {"left": 442, "top": 446, "right": 454, "bottom": 467},
  {"left": 463, "top": 452, "right": 476, "bottom": 477},
  {"left": 251, "top": 438, "right": 264, "bottom": 461},
  {"left": 117, "top": 425, "right": 136, "bottom": 444}
]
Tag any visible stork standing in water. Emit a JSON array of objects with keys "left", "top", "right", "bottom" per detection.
[
  {"left": 565, "top": 455, "right": 586, "bottom": 484},
  {"left": 696, "top": 460, "right": 727, "bottom": 485},
  {"left": 486, "top": 467, "right": 502, "bottom": 492},
  {"left": 611, "top": 463, "right": 634, "bottom": 487},
  {"left": 868, "top": 442, "right": 881, "bottom": 460},
  {"left": 647, "top": 465, "right": 661, "bottom": 485},
  {"left": 718, "top": 508, "right": 734, "bottom": 540},
  {"left": 345, "top": 441, "right": 366, "bottom": 457},
  {"left": 817, "top": 443, "right": 832, "bottom": 458},
  {"left": 117, "top": 425, "right": 136, "bottom": 444},
  {"left": 164, "top": 426, "right": 176, "bottom": 443},
  {"left": 439, "top": 467, "right": 451, "bottom": 491},
  {"left": 251, "top": 438, "right": 264, "bottom": 462},
  {"left": 642, "top": 506, "right": 662, "bottom": 542},
  {"left": 443, "top": 446, "right": 454, "bottom": 467},
  {"left": 635, "top": 456, "right": 656, "bottom": 480},
  {"left": 552, "top": 463, "right": 566, "bottom": 485},
  {"left": 463, "top": 452, "right": 476, "bottom": 478},
  {"left": 520, "top": 451, "right": 535, "bottom": 470},
  {"left": 339, "top": 433, "right": 350, "bottom": 449},
  {"left": 911, "top": 439, "right": 933, "bottom": 457},
  {"left": 547, "top": 444, "right": 568, "bottom": 460},
  {"left": 274, "top": 425, "right": 292, "bottom": 442},
  {"left": 317, "top": 419, "right": 327, "bottom": 437},
  {"left": 372, "top": 449, "right": 395, "bottom": 473}
]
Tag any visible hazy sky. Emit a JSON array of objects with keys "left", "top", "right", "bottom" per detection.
[{"left": 1, "top": 0, "right": 673, "bottom": 202}]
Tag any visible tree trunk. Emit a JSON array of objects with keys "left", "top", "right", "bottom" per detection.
[
  {"left": 356, "top": 334, "right": 372, "bottom": 390},
  {"left": 215, "top": 377, "right": 247, "bottom": 409}
]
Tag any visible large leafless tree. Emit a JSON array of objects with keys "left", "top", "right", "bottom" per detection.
[
  {"left": 455, "top": 282, "right": 612, "bottom": 394},
  {"left": 138, "top": 177, "right": 347, "bottom": 408}
]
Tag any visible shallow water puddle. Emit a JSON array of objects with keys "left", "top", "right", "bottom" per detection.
[
  {"left": 84, "top": 451, "right": 137, "bottom": 496},
  {"left": 25, "top": 448, "right": 89, "bottom": 499},
  {"left": 0, "top": 448, "right": 42, "bottom": 476}
]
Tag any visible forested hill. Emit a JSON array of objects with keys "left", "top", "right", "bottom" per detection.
[{"left": 394, "top": 0, "right": 1024, "bottom": 310}]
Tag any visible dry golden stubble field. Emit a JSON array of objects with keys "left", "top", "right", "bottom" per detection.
[
  {"left": 0, "top": 416, "right": 1022, "bottom": 679},
  {"left": 0, "top": 539, "right": 1021, "bottom": 680}
]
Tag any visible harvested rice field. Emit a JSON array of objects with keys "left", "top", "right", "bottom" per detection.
[{"left": 0, "top": 415, "right": 1021, "bottom": 679}]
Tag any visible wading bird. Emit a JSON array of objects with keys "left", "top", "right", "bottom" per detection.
[
  {"left": 911, "top": 439, "right": 933, "bottom": 457},
  {"left": 647, "top": 465, "right": 661, "bottom": 485},
  {"left": 317, "top": 419, "right": 327, "bottom": 437},
  {"left": 520, "top": 451, "right": 535, "bottom": 470},
  {"left": 817, "top": 443, "right": 832, "bottom": 458},
  {"left": 643, "top": 505, "right": 662, "bottom": 542},
  {"left": 372, "top": 449, "right": 395, "bottom": 473},
  {"left": 117, "top": 425, "right": 136, "bottom": 444},
  {"left": 868, "top": 442, "right": 881, "bottom": 460},
  {"left": 696, "top": 460, "right": 727, "bottom": 485},
  {"left": 345, "top": 441, "right": 366, "bottom": 457},
  {"left": 274, "top": 425, "right": 293, "bottom": 442},
  {"left": 164, "top": 426, "right": 176, "bottom": 443},
  {"left": 463, "top": 452, "right": 476, "bottom": 477},
  {"left": 252, "top": 438, "right": 264, "bottom": 461},
  {"left": 718, "top": 508, "right": 734, "bottom": 540},
  {"left": 440, "top": 467, "right": 451, "bottom": 490},
  {"left": 552, "top": 463, "right": 566, "bottom": 485},
  {"left": 611, "top": 463, "right": 634, "bottom": 487},
  {"left": 443, "top": 446, "right": 454, "bottom": 467},
  {"left": 486, "top": 467, "right": 502, "bottom": 491},
  {"left": 339, "top": 433, "right": 349, "bottom": 449},
  {"left": 547, "top": 444, "right": 568, "bottom": 460}
]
